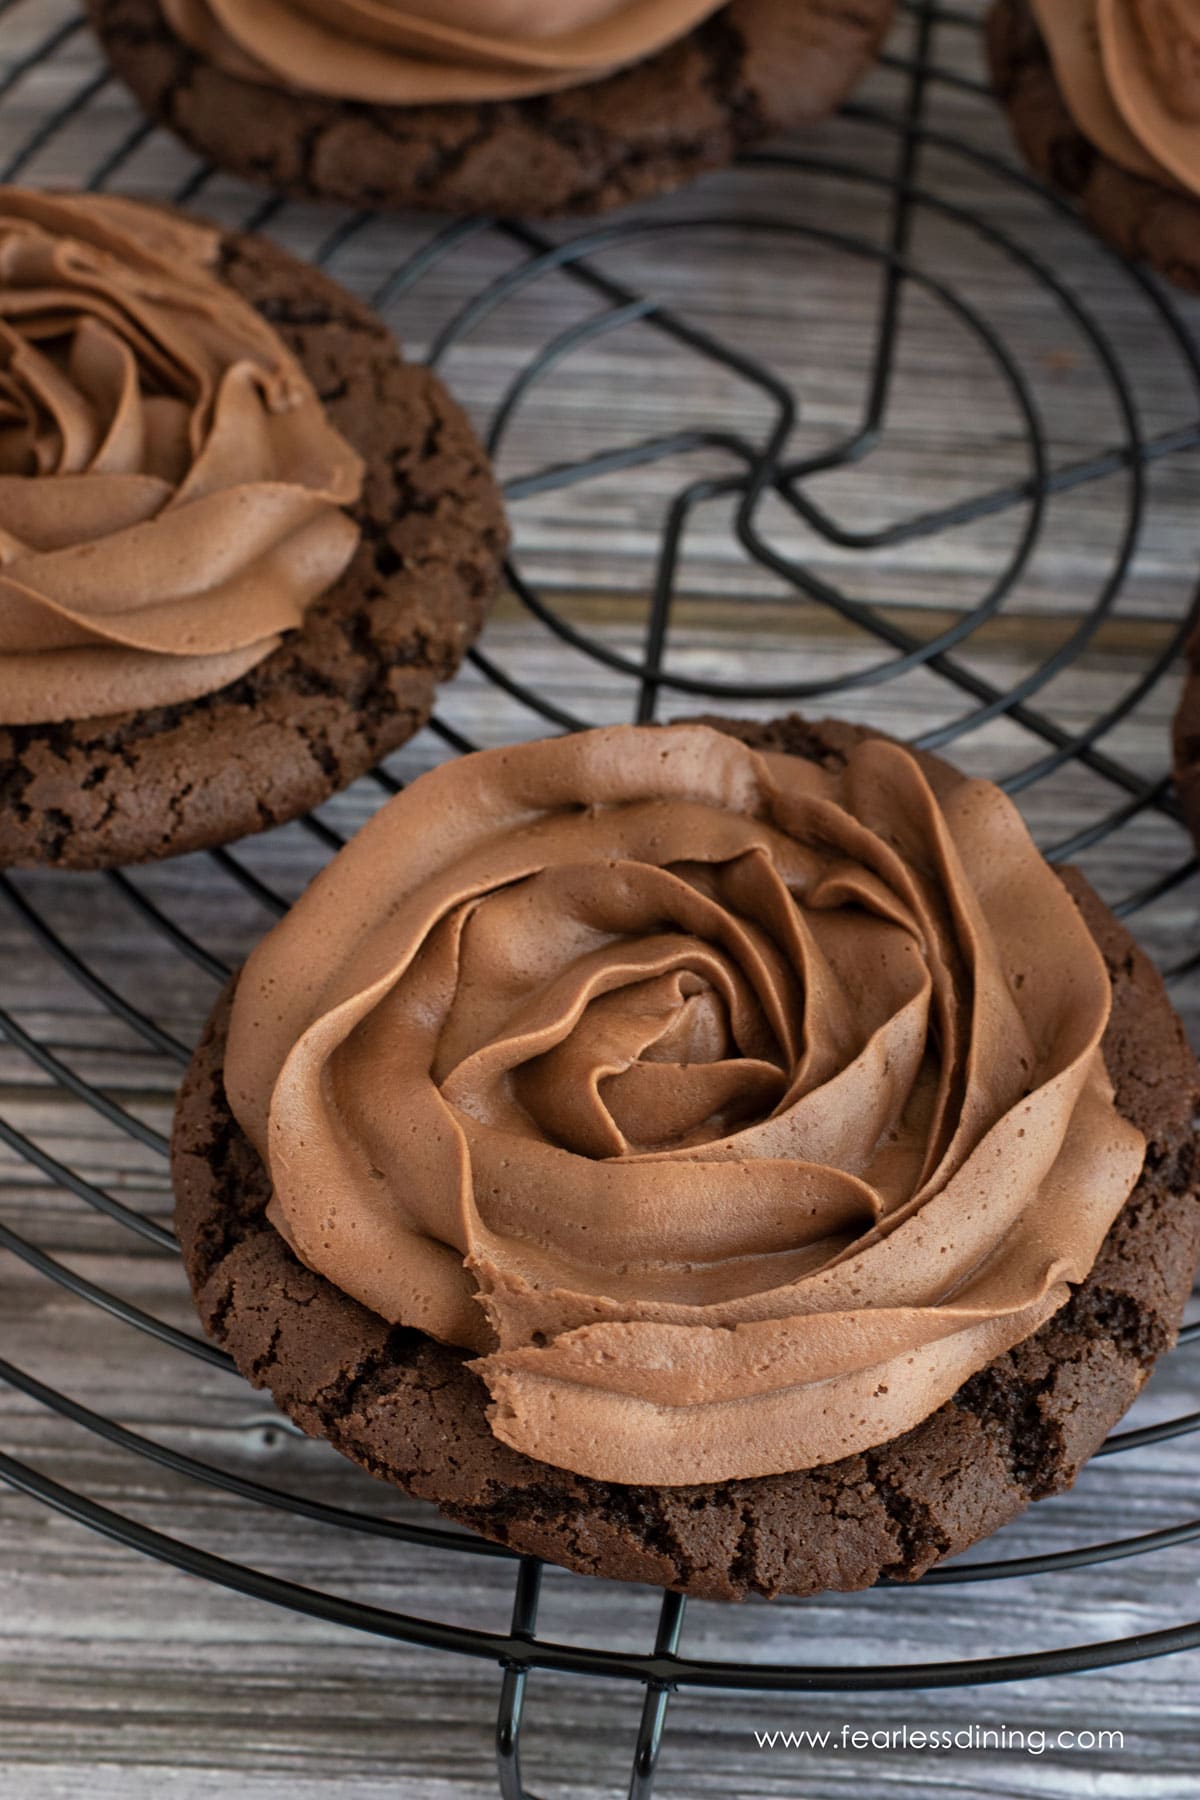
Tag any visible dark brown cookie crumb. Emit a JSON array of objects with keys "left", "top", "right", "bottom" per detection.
[
  {"left": 0, "top": 222, "right": 507, "bottom": 871},
  {"left": 171, "top": 715, "right": 1200, "bottom": 1600},
  {"left": 87, "top": 0, "right": 894, "bottom": 219},
  {"left": 987, "top": 0, "right": 1200, "bottom": 295}
]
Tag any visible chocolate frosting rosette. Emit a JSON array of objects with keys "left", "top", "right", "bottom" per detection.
[
  {"left": 1026, "top": 0, "right": 1200, "bottom": 197},
  {"left": 0, "top": 189, "right": 362, "bottom": 725},
  {"left": 224, "top": 724, "right": 1145, "bottom": 1487},
  {"left": 159, "top": 0, "right": 730, "bottom": 104}
]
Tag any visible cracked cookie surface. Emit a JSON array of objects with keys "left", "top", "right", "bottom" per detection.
[
  {"left": 87, "top": 0, "right": 894, "bottom": 218},
  {"left": 0, "top": 224, "right": 507, "bottom": 870},
  {"left": 171, "top": 714, "right": 1200, "bottom": 1600},
  {"left": 987, "top": 0, "right": 1200, "bottom": 294}
]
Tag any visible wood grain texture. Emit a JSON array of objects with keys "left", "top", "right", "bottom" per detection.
[{"left": 2, "top": 1, "right": 1200, "bottom": 1795}]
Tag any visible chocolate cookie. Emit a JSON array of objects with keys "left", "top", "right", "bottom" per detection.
[
  {"left": 86, "top": 0, "right": 895, "bottom": 219},
  {"left": 0, "top": 220, "right": 506, "bottom": 871},
  {"left": 171, "top": 714, "right": 1200, "bottom": 1601},
  {"left": 987, "top": 0, "right": 1200, "bottom": 295}
]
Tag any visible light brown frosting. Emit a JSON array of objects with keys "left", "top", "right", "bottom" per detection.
[
  {"left": 225, "top": 725, "right": 1145, "bottom": 1487},
  {"left": 0, "top": 189, "right": 363, "bottom": 726},
  {"left": 1031, "top": 0, "right": 1200, "bottom": 198},
  {"left": 160, "top": 0, "right": 726, "bottom": 104}
]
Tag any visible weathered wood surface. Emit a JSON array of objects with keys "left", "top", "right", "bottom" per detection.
[{"left": 2, "top": 1, "right": 1200, "bottom": 1796}]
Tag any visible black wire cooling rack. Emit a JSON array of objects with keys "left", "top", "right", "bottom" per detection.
[{"left": 3, "top": 1, "right": 1200, "bottom": 1795}]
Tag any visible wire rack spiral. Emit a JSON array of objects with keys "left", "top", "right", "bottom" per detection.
[{"left": 2, "top": 1, "right": 1200, "bottom": 1795}]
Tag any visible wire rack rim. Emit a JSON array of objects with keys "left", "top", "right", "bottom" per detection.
[{"left": 7, "top": 1444, "right": 1200, "bottom": 1694}]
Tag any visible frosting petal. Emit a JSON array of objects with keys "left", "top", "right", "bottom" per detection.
[
  {"left": 1101, "top": 0, "right": 1200, "bottom": 196},
  {"left": 225, "top": 724, "right": 1145, "bottom": 1486},
  {"left": 0, "top": 189, "right": 363, "bottom": 725},
  {"left": 160, "top": 0, "right": 727, "bottom": 104},
  {"left": 1031, "top": 0, "right": 1200, "bottom": 198}
]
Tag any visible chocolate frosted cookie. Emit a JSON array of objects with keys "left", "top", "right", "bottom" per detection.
[
  {"left": 87, "top": 0, "right": 895, "bottom": 219},
  {"left": 172, "top": 716, "right": 1200, "bottom": 1601},
  {"left": 988, "top": 0, "right": 1200, "bottom": 294},
  {"left": 0, "top": 189, "right": 505, "bottom": 870}
]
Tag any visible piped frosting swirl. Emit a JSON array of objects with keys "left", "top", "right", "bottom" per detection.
[
  {"left": 0, "top": 189, "right": 362, "bottom": 726},
  {"left": 225, "top": 724, "right": 1144, "bottom": 1487},
  {"left": 1031, "top": 0, "right": 1200, "bottom": 198},
  {"left": 160, "top": 0, "right": 726, "bottom": 104}
]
